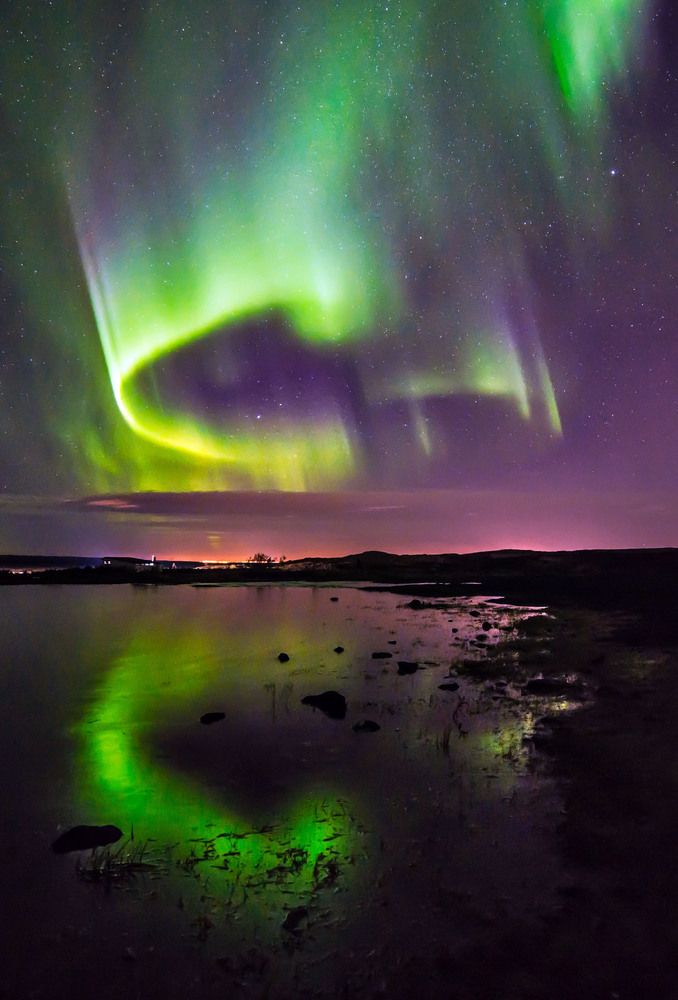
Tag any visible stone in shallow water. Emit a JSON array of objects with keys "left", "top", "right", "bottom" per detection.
[
  {"left": 301, "top": 690, "right": 347, "bottom": 719},
  {"left": 353, "top": 720, "right": 381, "bottom": 733},
  {"left": 397, "top": 660, "right": 419, "bottom": 675},
  {"left": 281, "top": 906, "right": 308, "bottom": 933},
  {"left": 522, "top": 676, "right": 585, "bottom": 697},
  {"left": 51, "top": 824, "right": 123, "bottom": 854},
  {"left": 200, "top": 711, "right": 225, "bottom": 724}
]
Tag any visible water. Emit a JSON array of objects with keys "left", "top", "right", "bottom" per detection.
[{"left": 0, "top": 584, "right": 570, "bottom": 999}]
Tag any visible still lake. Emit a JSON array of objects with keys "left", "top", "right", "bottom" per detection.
[{"left": 1, "top": 583, "right": 569, "bottom": 999}]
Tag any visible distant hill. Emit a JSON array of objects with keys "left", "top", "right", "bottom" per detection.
[{"left": 0, "top": 554, "right": 102, "bottom": 570}]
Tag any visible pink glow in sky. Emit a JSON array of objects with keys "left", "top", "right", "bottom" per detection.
[{"left": 0, "top": 490, "right": 675, "bottom": 562}]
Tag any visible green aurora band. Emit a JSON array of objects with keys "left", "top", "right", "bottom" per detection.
[{"left": 3, "top": 0, "right": 649, "bottom": 491}]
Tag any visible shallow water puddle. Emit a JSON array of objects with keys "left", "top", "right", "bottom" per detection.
[{"left": 1, "top": 585, "right": 583, "bottom": 997}]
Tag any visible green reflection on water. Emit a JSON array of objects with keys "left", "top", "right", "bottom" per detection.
[
  {"left": 70, "top": 587, "right": 568, "bottom": 928},
  {"left": 75, "top": 612, "right": 358, "bottom": 897}
]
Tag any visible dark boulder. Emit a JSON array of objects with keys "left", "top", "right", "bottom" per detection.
[
  {"left": 301, "top": 690, "right": 347, "bottom": 719},
  {"left": 372, "top": 651, "right": 393, "bottom": 659},
  {"left": 353, "top": 720, "right": 381, "bottom": 733},
  {"left": 51, "top": 824, "right": 123, "bottom": 854},
  {"left": 200, "top": 711, "right": 225, "bottom": 724},
  {"left": 277, "top": 652, "right": 290, "bottom": 662},
  {"left": 282, "top": 906, "right": 308, "bottom": 933},
  {"left": 333, "top": 646, "right": 344, "bottom": 654},
  {"left": 438, "top": 682, "right": 460, "bottom": 692},
  {"left": 397, "top": 660, "right": 419, "bottom": 675},
  {"left": 522, "top": 676, "right": 585, "bottom": 698}
]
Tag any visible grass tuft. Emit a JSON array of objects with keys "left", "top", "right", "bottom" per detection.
[{"left": 76, "top": 837, "right": 169, "bottom": 883}]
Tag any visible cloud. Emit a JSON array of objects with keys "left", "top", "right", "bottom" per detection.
[{"left": 85, "top": 498, "right": 139, "bottom": 510}]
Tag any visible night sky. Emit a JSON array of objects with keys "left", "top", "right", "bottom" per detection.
[{"left": 1, "top": 1, "right": 677, "bottom": 559}]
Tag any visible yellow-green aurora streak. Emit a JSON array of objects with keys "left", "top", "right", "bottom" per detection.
[{"left": 61, "top": 0, "right": 645, "bottom": 490}]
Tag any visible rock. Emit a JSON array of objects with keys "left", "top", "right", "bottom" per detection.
[
  {"left": 330, "top": 597, "right": 339, "bottom": 602},
  {"left": 301, "top": 690, "right": 347, "bottom": 719},
  {"left": 438, "top": 682, "right": 459, "bottom": 692},
  {"left": 482, "top": 621, "right": 492, "bottom": 630},
  {"left": 282, "top": 906, "right": 308, "bottom": 933},
  {"left": 200, "top": 711, "right": 225, "bottom": 724},
  {"left": 397, "top": 660, "right": 419, "bottom": 675},
  {"left": 469, "top": 610, "right": 481, "bottom": 617},
  {"left": 522, "top": 676, "right": 585, "bottom": 697},
  {"left": 405, "top": 599, "right": 425, "bottom": 609},
  {"left": 277, "top": 652, "right": 290, "bottom": 662},
  {"left": 333, "top": 646, "right": 344, "bottom": 654},
  {"left": 51, "top": 824, "right": 123, "bottom": 854},
  {"left": 372, "top": 651, "right": 393, "bottom": 659},
  {"left": 353, "top": 720, "right": 381, "bottom": 733},
  {"left": 524, "top": 731, "right": 555, "bottom": 751},
  {"left": 523, "top": 677, "right": 559, "bottom": 694}
]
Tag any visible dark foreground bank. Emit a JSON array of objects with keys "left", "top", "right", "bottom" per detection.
[{"left": 0, "top": 545, "right": 675, "bottom": 598}]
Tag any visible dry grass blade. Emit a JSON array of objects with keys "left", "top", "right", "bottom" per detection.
[{"left": 76, "top": 837, "right": 169, "bottom": 882}]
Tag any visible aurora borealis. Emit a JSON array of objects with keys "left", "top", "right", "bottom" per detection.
[{"left": 1, "top": 1, "right": 677, "bottom": 555}]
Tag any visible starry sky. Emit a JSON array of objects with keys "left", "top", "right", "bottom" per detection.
[{"left": 1, "top": 0, "right": 677, "bottom": 558}]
